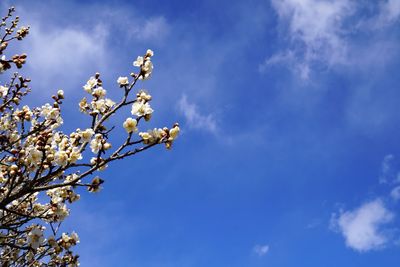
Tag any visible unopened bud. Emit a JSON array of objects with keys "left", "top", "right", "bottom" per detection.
[
  {"left": 10, "top": 164, "right": 18, "bottom": 171},
  {"left": 144, "top": 113, "right": 152, "bottom": 121},
  {"left": 103, "top": 143, "right": 111, "bottom": 150},
  {"left": 57, "top": 90, "right": 64, "bottom": 99}
]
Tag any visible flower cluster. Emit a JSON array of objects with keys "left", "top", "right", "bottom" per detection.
[
  {"left": 139, "top": 123, "right": 180, "bottom": 149},
  {"left": 0, "top": 7, "right": 179, "bottom": 267},
  {"left": 133, "top": 49, "right": 154, "bottom": 80},
  {"left": 131, "top": 90, "right": 154, "bottom": 120},
  {"left": 81, "top": 74, "right": 115, "bottom": 115},
  {"left": 0, "top": 8, "right": 29, "bottom": 73}
]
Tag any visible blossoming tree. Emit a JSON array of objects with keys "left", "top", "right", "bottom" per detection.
[{"left": 0, "top": 7, "right": 179, "bottom": 266}]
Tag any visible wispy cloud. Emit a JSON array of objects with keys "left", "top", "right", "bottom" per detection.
[
  {"left": 264, "top": 0, "right": 353, "bottom": 79},
  {"left": 376, "top": 154, "right": 400, "bottom": 185},
  {"left": 95, "top": 8, "right": 170, "bottom": 43},
  {"left": 14, "top": 4, "right": 171, "bottom": 95},
  {"left": 379, "top": 154, "right": 395, "bottom": 184},
  {"left": 377, "top": 0, "right": 400, "bottom": 26},
  {"left": 259, "top": 50, "right": 310, "bottom": 80},
  {"left": 390, "top": 186, "right": 400, "bottom": 201},
  {"left": 12, "top": 5, "right": 110, "bottom": 94},
  {"left": 178, "top": 94, "right": 218, "bottom": 134},
  {"left": 21, "top": 24, "right": 108, "bottom": 91},
  {"left": 264, "top": 0, "right": 400, "bottom": 79},
  {"left": 132, "top": 16, "right": 169, "bottom": 41},
  {"left": 330, "top": 199, "right": 394, "bottom": 252},
  {"left": 253, "top": 244, "right": 270, "bottom": 256},
  {"left": 306, "top": 219, "right": 322, "bottom": 229}
]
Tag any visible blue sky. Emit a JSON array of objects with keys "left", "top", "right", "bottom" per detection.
[{"left": 3, "top": 0, "right": 400, "bottom": 266}]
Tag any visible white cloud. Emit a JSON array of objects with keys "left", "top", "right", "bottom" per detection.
[
  {"left": 330, "top": 199, "right": 394, "bottom": 252},
  {"left": 378, "top": 0, "right": 400, "bottom": 25},
  {"left": 259, "top": 50, "right": 310, "bottom": 79},
  {"left": 178, "top": 95, "right": 218, "bottom": 134},
  {"left": 253, "top": 244, "right": 270, "bottom": 256},
  {"left": 265, "top": 0, "right": 353, "bottom": 78},
  {"left": 92, "top": 8, "right": 169, "bottom": 43},
  {"left": 271, "top": 0, "right": 351, "bottom": 48},
  {"left": 266, "top": 0, "right": 400, "bottom": 79},
  {"left": 13, "top": 5, "right": 170, "bottom": 95},
  {"left": 16, "top": 9, "right": 109, "bottom": 94},
  {"left": 132, "top": 16, "right": 169, "bottom": 41},
  {"left": 26, "top": 25, "right": 107, "bottom": 74}
]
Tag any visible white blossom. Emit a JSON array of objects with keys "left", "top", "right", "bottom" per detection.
[
  {"left": 40, "top": 104, "right": 60, "bottom": 120},
  {"left": 105, "top": 98, "right": 115, "bottom": 107},
  {"left": 91, "top": 99, "right": 107, "bottom": 113},
  {"left": 139, "top": 131, "right": 151, "bottom": 142},
  {"left": 83, "top": 77, "right": 97, "bottom": 93},
  {"left": 69, "top": 148, "right": 82, "bottom": 163},
  {"left": 117, "top": 76, "right": 129, "bottom": 86},
  {"left": 123, "top": 117, "right": 137, "bottom": 133},
  {"left": 146, "top": 49, "right": 154, "bottom": 57},
  {"left": 133, "top": 56, "right": 144, "bottom": 67},
  {"left": 137, "top": 91, "right": 152, "bottom": 101},
  {"left": 46, "top": 203, "right": 69, "bottom": 222},
  {"left": 0, "top": 85, "right": 8, "bottom": 97},
  {"left": 70, "top": 232, "right": 79, "bottom": 243},
  {"left": 0, "top": 55, "right": 6, "bottom": 73},
  {"left": 26, "top": 146, "right": 43, "bottom": 166},
  {"left": 47, "top": 188, "right": 64, "bottom": 204},
  {"left": 141, "top": 60, "right": 153, "bottom": 80},
  {"left": 90, "top": 134, "right": 103, "bottom": 153},
  {"left": 131, "top": 101, "right": 153, "bottom": 117},
  {"left": 27, "top": 228, "right": 44, "bottom": 250},
  {"left": 80, "top": 128, "right": 94, "bottom": 142},
  {"left": 139, "top": 128, "right": 166, "bottom": 144},
  {"left": 169, "top": 124, "right": 180, "bottom": 140},
  {"left": 93, "top": 87, "right": 107, "bottom": 98},
  {"left": 79, "top": 97, "right": 89, "bottom": 113}
]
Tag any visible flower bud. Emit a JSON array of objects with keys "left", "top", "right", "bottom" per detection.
[{"left": 103, "top": 143, "right": 111, "bottom": 150}]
